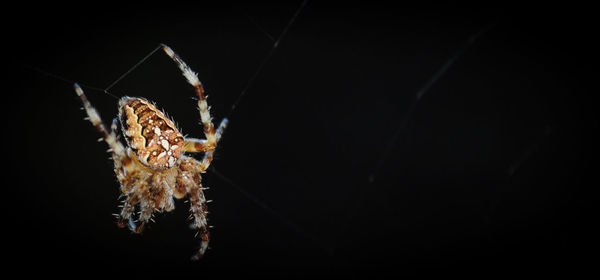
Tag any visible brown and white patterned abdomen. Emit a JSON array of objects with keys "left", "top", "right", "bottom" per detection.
[{"left": 118, "top": 97, "right": 185, "bottom": 170}]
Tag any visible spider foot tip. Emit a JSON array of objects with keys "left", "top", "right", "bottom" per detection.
[
  {"left": 161, "top": 44, "right": 175, "bottom": 57},
  {"left": 190, "top": 253, "right": 203, "bottom": 261},
  {"left": 73, "top": 83, "right": 84, "bottom": 95}
]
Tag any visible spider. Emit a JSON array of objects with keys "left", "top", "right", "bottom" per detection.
[{"left": 73, "top": 44, "right": 228, "bottom": 260}]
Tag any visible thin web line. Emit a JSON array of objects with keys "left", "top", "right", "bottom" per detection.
[
  {"left": 24, "top": 43, "right": 161, "bottom": 100},
  {"left": 242, "top": 12, "right": 276, "bottom": 42},
  {"left": 210, "top": 167, "right": 333, "bottom": 255},
  {"left": 227, "top": 0, "right": 308, "bottom": 118},
  {"left": 208, "top": 0, "right": 330, "bottom": 253},
  {"left": 368, "top": 22, "right": 497, "bottom": 184},
  {"left": 104, "top": 44, "right": 164, "bottom": 92},
  {"left": 324, "top": 21, "right": 500, "bottom": 257},
  {"left": 23, "top": 64, "right": 120, "bottom": 99},
  {"left": 29, "top": 44, "right": 165, "bottom": 100},
  {"left": 207, "top": 0, "right": 331, "bottom": 254}
]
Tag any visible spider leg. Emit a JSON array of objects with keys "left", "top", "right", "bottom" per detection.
[
  {"left": 74, "top": 84, "right": 126, "bottom": 157},
  {"left": 150, "top": 172, "right": 176, "bottom": 212},
  {"left": 135, "top": 183, "right": 157, "bottom": 234},
  {"left": 198, "top": 118, "right": 229, "bottom": 172},
  {"left": 161, "top": 44, "right": 218, "bottom": 151},
  {"left": 188, "top": 182, "right": 210, "bottom": 261},
  {"left": 75, "top": 84, "right": 139, "bottom": 190},
  {"left": 183, "top": 118, "right": 229, "bottom": 152},
  {"left": 117, "top": 193, "right": 140, "bottom": 231},
  {"left": 75, "top": 84, "right": 147, "bottom": 232},
  {"left": 163, "top": 181, "right": 176, "bottom": 212},
  {"left": 182, "top": 138, "right": 213, "bottom": 153},
  {"left": 176, "top": 157, "right": 210, "bottom": 260},
  {"left": 183, "top": 118, "right": 229, "bottom": 171}
]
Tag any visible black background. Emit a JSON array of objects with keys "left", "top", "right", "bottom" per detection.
[{"left": 6, "top": 2, "right": 598, "bottom": 278}]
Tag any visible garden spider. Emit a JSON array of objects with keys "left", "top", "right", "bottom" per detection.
[{"left": 74, "top": 44, "right": 228, "bottom": 260}]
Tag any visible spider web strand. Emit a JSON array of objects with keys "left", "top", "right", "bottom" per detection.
[
  {"left": 209, "top": 167, "right": 333, "bottom": 255},
  {"left": 368, "top": 22, "right": 497, "bottom": 184},
  {"left": 23, "top": 64, "right": 120, "bottom": 99},
  {"left": 103, "top": 44, "right": 164, "bottom": 93},
  {"left": 228, "top": 0, "right": 308, "bottom": 118}
]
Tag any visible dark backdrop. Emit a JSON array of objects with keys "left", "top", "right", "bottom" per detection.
[{"left": 7, "top": 2, "right": 597, "bottom": 277}]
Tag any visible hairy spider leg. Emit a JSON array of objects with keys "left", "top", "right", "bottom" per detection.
[
  {"left": 135, "top": 168, "right": 178, "bottom": 233},
  {"left": 184, "top": 118, "right": 229, "bottom": 170},
  {"left": 189, "top": 118, "right": 227, "bottom": 260},
  {"left": 199, "top": 118, "right": 229, "bottom": 171},
  {"left": 160, "top": 44, "right": 218, "bottom": 153},
  {"left": 74, "top": 84, "right": 146, "bottom": 228},
  {"left": 188, "top": 118, "right": 227, "bottom": 260},
  {"left": 74, "top": 84, "right": 126, "bottom": 157},
  {"left": 118, "top": 187, "right": 141, "bottom": 231},
  {"left": 189, "top": 179, "right": 210, "bottom": 261},
  {"left": 160, "top": 44, "right": 231, "bottom": 260},
  {"left": 173, "top": 157, "right": 209, "bottom": 260}
]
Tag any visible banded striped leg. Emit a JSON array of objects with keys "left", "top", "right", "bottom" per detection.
[
  {"left": 184, "top": 118, "right": 229, "bottom": 171},
  {"left": 199, "top": 118, "right": 228, "bottom": 171},
  {"left": 185, "top": 118, "right": 228, "bottom": 260},
  {"left": 136, "top": 191, "right": 154, "bottom": 234},
  {"left": 189, "top": 119, "right": 227, "bottom": 260},
  {"left": 176, "top": 157, "right": 210, "bottom": 260},
  {"left": 74, "top": 83, "right": 126, "bottom": 157},
  {"left": 117, "top": 192, "right": 141, "bottom": 231},
  {"left": 74, "top": 83, "right": 139, "bottom": 184},
  {"left": 136, "top": 172, "right": 176, "bottom": 233},
  {"left": 161, "top": 44, "right": 217, "bottom": 150},
  {"left": 75, "top": 85, "right": 139, "bottom": 191},
  {"left": 161, "top": 45, "right": 228, "bottom": 260},
  {"left": 74, "top": 84, "right": 141, "bottom": 230},
  {"left": 189, "top": 181, "right": 209, "bottom": 261}
]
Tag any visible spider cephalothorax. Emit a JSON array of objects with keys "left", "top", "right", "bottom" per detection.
[{"left": 74, "top": 44, "right": 227, "bottom": 260}]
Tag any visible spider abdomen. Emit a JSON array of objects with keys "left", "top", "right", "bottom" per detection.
[{"left": 118, "top": 97, "right": 184, "bottom": 170}]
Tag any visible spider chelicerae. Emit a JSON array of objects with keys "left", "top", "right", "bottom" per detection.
[{"left": 74, "top": 44, "right": 228, "bottom": 260}]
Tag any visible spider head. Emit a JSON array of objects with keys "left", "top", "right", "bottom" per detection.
[{"left": 118, "top": 97, "right": 185, "bottom": 170}]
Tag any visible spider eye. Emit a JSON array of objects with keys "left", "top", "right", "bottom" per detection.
[{"left": 118, "top": 97, "right": 184, "bottom": 169}]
